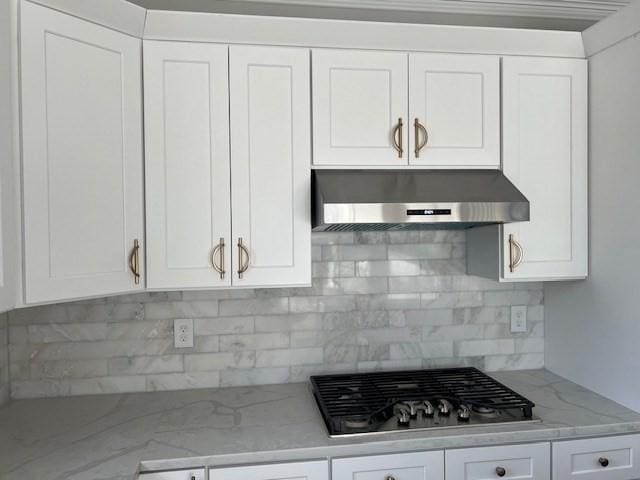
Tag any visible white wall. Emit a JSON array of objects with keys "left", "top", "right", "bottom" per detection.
[{"left": 545, "top": 4, "right": 640, "bottom": 412}]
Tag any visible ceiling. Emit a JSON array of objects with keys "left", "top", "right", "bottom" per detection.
[{"left": 129, "top": 0, "right": 632, "bottom": 30}]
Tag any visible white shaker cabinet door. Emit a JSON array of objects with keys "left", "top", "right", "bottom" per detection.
[
  {"left": 211, "top": 461, "right": 328, "bottom": 480},
  {"left": 0, "top": 0, "right": 17, "bottom": 313},
  {"left": 229, "top": 45, "right": 312, "bottom": 287},
  {"left": 553, "top": 434, "right": 640, "bottom": 480},
  {"left": 502, "top": 57, "right": 588, "bottom": 281},
  {"left": 20, "top": 1, "right": 145, "bottom": 303},
  {"left": 332, "top": 451, "right": 444, "bottom": 480},
  {"left": 409, "top": 53, "right": 499, "bottom": 167},
  {"left": 144, "top": 41, "right": 231, "bottom": 289},
  {"left": 446, "top": 443, "right": 550, "bottom": 480},
  {"left": 312, "top": 49, "right": 409, "bottom": 166}
]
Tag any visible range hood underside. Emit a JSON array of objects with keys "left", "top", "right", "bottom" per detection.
[{"left": 312, "top": 170, "right": 530, "bottom": 232}]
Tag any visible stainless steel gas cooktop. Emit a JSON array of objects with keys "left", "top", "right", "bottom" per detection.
[{"left": 310, "top": 367, "right": 539, "bottom": 437}]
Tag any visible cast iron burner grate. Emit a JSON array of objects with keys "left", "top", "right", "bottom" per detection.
[{"left": 310, "top": 367, "right": 535, "bottom": 436}]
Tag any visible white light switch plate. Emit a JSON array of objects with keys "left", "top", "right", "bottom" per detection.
[
  {"left": 174, "top": 318, "right": 194, "bottom": 348},
  {"left": 510, "top": 306, "right": 527, "bottom": 333}
]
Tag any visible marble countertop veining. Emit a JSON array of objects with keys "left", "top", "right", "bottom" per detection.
[{"left": 1, "top": 369, "right": 640, "bottom": 480}]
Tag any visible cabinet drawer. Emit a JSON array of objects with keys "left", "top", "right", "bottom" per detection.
[
  {"left": 332, "top": 451, "right": 444, "bottom": 480},
  {"left": 211, "top": 460, "right": 328, "bottom": 480},
  {"left": 553, "top": 434, "right": 640, "bottom": 479},
  {"left": 446, "top": 443, "right": 550, "bottom": 480},
  {"left": 139, "top": 469, "right": 205, "bottom": 480}
]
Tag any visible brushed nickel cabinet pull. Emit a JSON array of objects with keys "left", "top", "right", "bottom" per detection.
[
  {"left": 509, "top": 234, "right": 524, "bottom": 273},
  {"left": 211, "top": 237, "right": 226, "bottom": 279},
  {"left": 237, "top": 237, "right": 250, "bottom": 279},
  {"left": 128, "top": 239, "right": 140, "bottom": 285},
  {"left": 392, "top": 118, "right": 403, "bottom": 158},
  {"left": 414, "top": 118, "right": 428, "bottom": 157}
]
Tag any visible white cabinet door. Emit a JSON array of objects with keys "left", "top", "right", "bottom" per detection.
[
  {"left": 229, "top": 45, "right": 311, "bottom": 287},
  {"left": 0, "top": 0, "right": 17, "bottom": 313},
  {"left": 312, "top": 49, "right": 408, "bottom": 166},
  {"left": 553, "top": 435, "right": 640, "bottom": 480},
  {"left": 409, "top": 53, "right": 499, "bottom": 167},
  {"left": 502, "top": 57, "right": 588, "bottom": 281},
  {"left": 332, "top": 451, "right": 444, "bottom": 480},
  {"left": 211, "top": 460, "right": 328, "bottom": 480},
  {"left": 144, "top": 41, "right": 231, "bottom": 289},
  {"left": 21, "top": 2, "right": 145, "bottom": 303},
  {"left": 446, "top": 443, "right": 550, "bottom": 480},
  {"left": 139, "top": 469, "right": 205, "bottom": 480}
]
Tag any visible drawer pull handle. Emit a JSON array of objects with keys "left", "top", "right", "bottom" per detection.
[
  {"left": 495, "top": 466, "right": 506, "bottom": 477},
  {"left": 599, "top": 457, "right": 610, "bottom": 467},
  {"left": 385, "top": 476, "right": 396, "bottom": 480}
]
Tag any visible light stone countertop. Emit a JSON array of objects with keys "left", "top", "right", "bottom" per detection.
[{"left": 1, "top": 369, "right": 640, "bottom": 480}]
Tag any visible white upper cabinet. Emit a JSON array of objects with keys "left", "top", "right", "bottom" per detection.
[
  {"left": 229, "top": 45, "right": 312, "bottom": 287},
  {"left": 312, "top": 49, "right": 409, "bottom": 166},
  {"left": 467, "top": 56, "right": 587, "bottom": 282},
  {"left": 409, "top": 53, "right": 500, "bottom": 167},
  {"left": 0, "top": 0, "right": 17, "bottom": 313},
  {"left": 144, "top": 41, "right": 231, "bottom": 289},
  {"left": 20, "top": 2, "right": 145, "bottom": 303},
  {"left": 502, "top": 57, "right": 588, "bottom": 281}
]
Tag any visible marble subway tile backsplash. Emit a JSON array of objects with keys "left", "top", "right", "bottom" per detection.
[
  {"left": 7, "top": 231, "right": 544, "bottom": 399},
  {"left": 0, "top": 313, "right": 8, "bottom": 406}
]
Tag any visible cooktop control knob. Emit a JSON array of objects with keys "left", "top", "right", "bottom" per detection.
[
  {"left": 438, "top": 399, "right": 452, "bottom": 416},
  {"left": 422, "top": 400, "right": 435, "bottom": 417},
  {"left": 458, "top": 404, "right": 471, "bottom": 421},
  {"left": 397, "top": 409, "right": 411, "bottom": 426}
]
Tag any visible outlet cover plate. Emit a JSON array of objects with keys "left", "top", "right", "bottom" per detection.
[
  {"left": 174, "top": 318, "right": 194, "bottom": 348},
  {"left": 510, "top": 306, "right": 527, "bottom": 333}
]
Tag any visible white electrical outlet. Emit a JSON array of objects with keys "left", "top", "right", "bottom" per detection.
[
  {"left": 174, "top": 318, "right": 194, "bottom": 348},
  {"left": 510, "top": 306, "right": 527, "bottom": 333}
]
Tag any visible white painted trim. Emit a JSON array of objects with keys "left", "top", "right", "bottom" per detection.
[
  {"left": 144, "top": 11, "right": 586, "bottom": 58},
  {"left": 583, "top": 0, "right": 640, "bottom": 57},
  {"left": 22, "top": 0, "right": 147, "bottom": 37}
]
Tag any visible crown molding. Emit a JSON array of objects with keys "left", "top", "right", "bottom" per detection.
[
  {"left": 583, "top": 0, "right": 640, "bottom": 56},
  {"left": 131, "top": 0, "right": 629, "bottom": 21}
]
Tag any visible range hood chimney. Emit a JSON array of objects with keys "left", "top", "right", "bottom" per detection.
[{"left": 312, "top": 169, "right": 529, "bottom": 232}]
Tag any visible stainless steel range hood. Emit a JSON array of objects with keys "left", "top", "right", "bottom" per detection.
[{"left": 312, "top": 170, "right": 529, "bottom": 231}]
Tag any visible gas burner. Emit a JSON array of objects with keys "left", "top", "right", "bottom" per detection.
[
  {"left": 472, "top": 405, "right": 502, "bottom": 418},
  {"left": 310, "top": 367, "right": 538, "bottom": 436},
  {"left": 343, "top": 417, "right": 370, "bottom": 429}
]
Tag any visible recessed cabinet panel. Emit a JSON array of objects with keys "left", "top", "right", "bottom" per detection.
[
  {"left": 553, "top": 434, "right": 640, "bottom": 480},
  {"left": 332, "top": 451, "right": 444, "bottom": 480},
  {"left": 229, "top": 45, "right": 311, "bottom": 287},
  {"left": 0, "top": 0, "right": 16, "bottom": 313},
  {"left": 502, "top": 57, "right": 587, "bottom": 280},
  {"left": 212, "top": 460, "right": 328, "bottom": 480},
  {"left": 139, "top": 469, "right": 205, "bottom": 480},
  {"left": 409, "top": 53, "right": 499, "bottom": 167},
  {"left": 144, "top": 41, "right": 231, "bottom": 289},
  {"left": 312, "top": 49, "right": 409, "bottom": 165},
  {"left": 21, "top": 1, "right": 144, "bottom": 303},
  {"left": 446, "top": 443, "right": 550, "bottom": 480}
]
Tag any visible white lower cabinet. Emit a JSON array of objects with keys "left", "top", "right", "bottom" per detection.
[
  {"left": 553, "top": 434, "right": 640, "bottom": 480},
  {"left": 211, "top": 460, "right": 328, "bottom": 480},
  {"left": 139, "top": 469, "right": 205, "bottom": 480},
  {"left": 332, "top": 451, "right": 444, "bottom": 480},
  {"left": 445, "top": 443, "right": 550, "bottom": 480}
]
